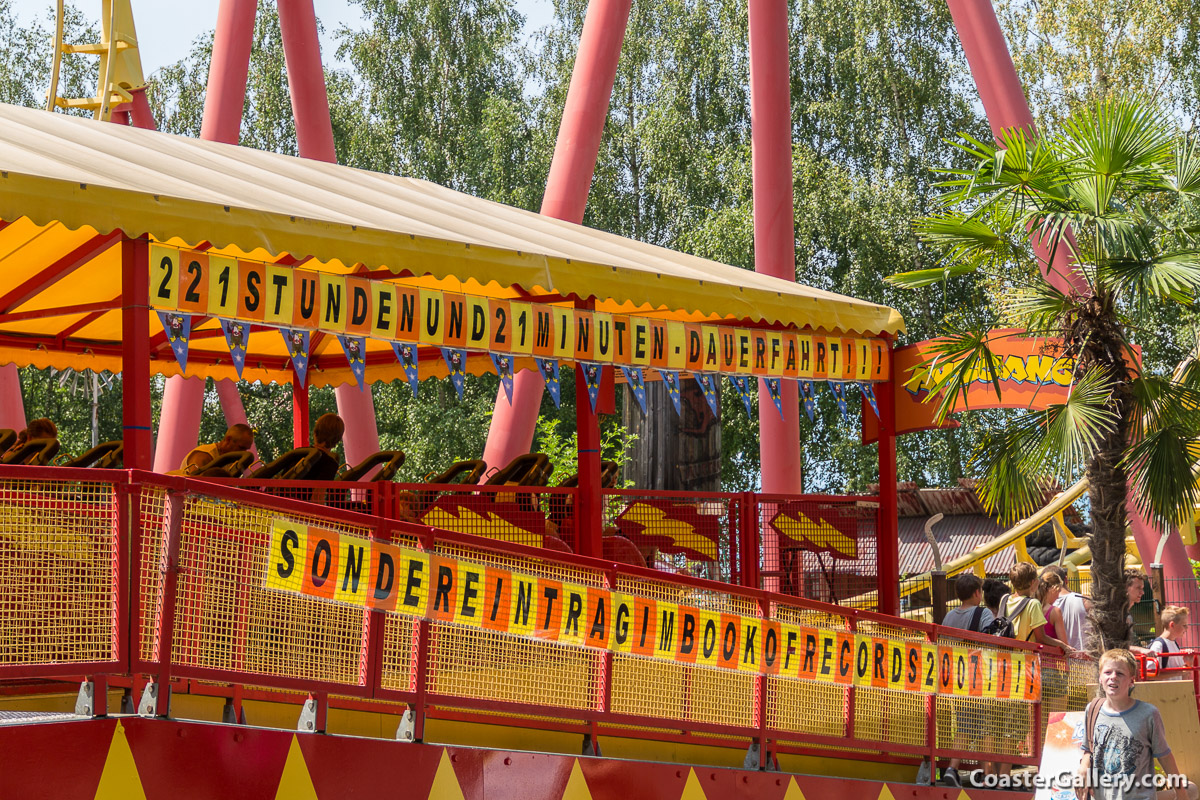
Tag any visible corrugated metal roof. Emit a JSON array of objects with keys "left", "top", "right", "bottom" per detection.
[{"left": 898, "top": 514, "right": 1016, "bottom": 575}]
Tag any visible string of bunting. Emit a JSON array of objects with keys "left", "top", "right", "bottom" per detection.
[
  {"left": 157, "top": 308, "right": 883, "bottom": 422},
  {"left": 149, "top": 244, "right": 889, "bottom": 420}
]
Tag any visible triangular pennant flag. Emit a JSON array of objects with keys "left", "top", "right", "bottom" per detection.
[
  {"left": 859, "top": 382, "right": 880, "bottom": 418},
  {"left": 392, "top": 342, "right": 419, "bottom": 397},
  {"left": 580, "top": 362, "right": 604, "bottom": 413},
  {"left": 829, "top": 381, "right": 851, "bottom": 422},
  {"left": 280, "top": 328, "right": 310, "bottom": 387},
  {"left": 695, "top": 373, "right": 719, "bottom": 418},
  {"left": 662, "top": 370, "right": 682, "bottom": 416},
  {"left": 338, "top": 335, "right": 367, "bottom": 390},
  {"left": 799, "top": 380, "right": 817, "bottom": 422},
  {"left": 537, "top": 358, "right": 561, "bottom": 407},
  {"left": 490, "top": 353, "right": 515, "bottom": 404},
  {"left": 764, "top": 377, "right": 784, "bottom": 419},
  {"left": 157, "top": 311, "right": 191, "bottom": 373},
  {"left": 620, "top": 366, "right": 646, "bottom": 414},
  {"left": 730, "top": 375, "right": 754, "bottom": 416},
  {"left": 219, "top": 318, "right": 250, "bottom": 378},
  {"left": 441, "top": 347, "right": 467, "bottom": 399}
]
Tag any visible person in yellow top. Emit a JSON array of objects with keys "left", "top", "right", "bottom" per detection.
[
  {"left": 1003, "top": 562, "right": 1074, "bottom": 651},
  {"left": 178, "top": 424, "right": 254, "bottom": 475}
]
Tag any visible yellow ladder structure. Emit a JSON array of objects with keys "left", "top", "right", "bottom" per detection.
[{"left": 46, "top": 0, "right": 146, "bottom": 121}]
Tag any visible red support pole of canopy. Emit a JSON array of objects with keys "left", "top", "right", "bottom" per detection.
[
  {"left": 481, "top": 0, "right": 633, "bottom": 475},
  {"left": 575, "top": 297, "right": 603, "bottom": 558},
  {"left": 875, "top": 338, "right": 899, "bottom": 616},
  {"left": 122, "top": 236, "right": 152, "bottom": 471}
]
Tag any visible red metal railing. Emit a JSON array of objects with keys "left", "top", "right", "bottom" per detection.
[{"left": 0, "top": 466, "right": 1069, "bottom": 770}]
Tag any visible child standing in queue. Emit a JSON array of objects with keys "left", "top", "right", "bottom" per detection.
[{"left": 1075, "top": 649, "right": 1187, "bottom": 800}]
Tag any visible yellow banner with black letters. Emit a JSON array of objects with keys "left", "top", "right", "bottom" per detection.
[
  {"left": 150, "top": 244, "right": 890, "bottom": 381},
  {"left": 263, "top": 520, "right": 1037, "bottom": 699}
]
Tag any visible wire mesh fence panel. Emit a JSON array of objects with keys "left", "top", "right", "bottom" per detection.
[
  {"left": 219, "top": 478, "right": 387, "bottom": 517},
  {"left": 754, "top": 495, "right": 879, "bottom": 608},
  {"left": 426, "top": 623, "right": 601, "bottom": 712},
  {"left": 0, "top": 476, "right": 119, "bottom": 668},
  {"left": 152, "top": 488, "right": 378, "bottom": 689},
  {"left": 601, "top": 490, "right": 740, "bottom": 585}
]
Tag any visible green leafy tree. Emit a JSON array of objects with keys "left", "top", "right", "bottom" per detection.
[{"left": 892, "top": 98, "right": 1200, "bottom": 648}]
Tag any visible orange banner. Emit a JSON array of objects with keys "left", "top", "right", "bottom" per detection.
[{"left": 864, "top": 330, "right": 1140, "bottom": 443}]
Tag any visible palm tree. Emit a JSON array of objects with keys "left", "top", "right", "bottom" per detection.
[{"left": 889, "top": 98, "right": 1200, "bottom": 650}]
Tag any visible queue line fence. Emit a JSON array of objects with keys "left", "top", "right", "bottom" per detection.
[{"left": 0, "top": 466, "right": 1092, "bottom": 769}]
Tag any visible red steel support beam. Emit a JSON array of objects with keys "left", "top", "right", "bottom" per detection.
[
  {"left": 875, "top": 339, "right": 899, "bottom": 616},
  {"left": 121, "top": 237, "right": 152, "bottom": 471},
  {"left": 481, "top": 0, "right": 633, "bottom": 474}
]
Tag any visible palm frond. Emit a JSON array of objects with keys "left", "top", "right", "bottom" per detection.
[
  {"left": 1059, "top": 97, "right": 1174, "bottom": 187},
  {"left": 972, "top": 425, "right": 1053, "bottom": 524},
  {"left": 910, "top": 326, "right": 1010, "bottom": 423},
  {"left": 1125, "top": 424, "right": 1200, "bottom": 529},
  {"left": 972, "top": 369, "right": 1118, "bottom": 523}
]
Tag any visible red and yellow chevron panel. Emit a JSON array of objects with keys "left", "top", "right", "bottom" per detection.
[{"left": 0, "top": 717, "right": 1026, "bottom": 800}]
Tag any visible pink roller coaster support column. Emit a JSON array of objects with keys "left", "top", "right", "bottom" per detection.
[
  {"left": 278, "top": 0, "right": 380, "bottom": 467},
  {"left": 948, "top": 0, "right": 1192, "bottom": 591},
  {"left": 946, "top": 0, "right": 1085, "bottom": 297},
  {"left": 0, "top": 364, "right": 25, "bottom": 432},
  {"left": 748, "top": 0, "right": 800, "bottom": 592},
  {"left": 152, "top": 376, "right": 204, "bottom": 473},
  {"left": 481, "top": 0, "right": 632, "bottom": 474},
  {"left": 201, "top": 0, "right": 257, "bottom": 144},
  {"left": 154, "top": 0, "right": 256, "bottom": 472}
]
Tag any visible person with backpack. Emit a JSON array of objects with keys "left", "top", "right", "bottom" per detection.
[
  {"left": 1148, "top": 606, "right": 1189, "bottom": 679},
  {"left": 937, "top": 574, "right": 996, "bottom": 787},
  {"left": 991, "top": 563, "right": 1075, "bottom": 652}
]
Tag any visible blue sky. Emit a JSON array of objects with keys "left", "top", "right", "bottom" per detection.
[{"left": 9, "top": 0, "right": 554, "bottom": 76}]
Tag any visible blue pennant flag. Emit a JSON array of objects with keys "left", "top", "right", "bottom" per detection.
[
  {"left": 859, "top": 382, "right": 880, "bottom": 419},
  {"left": 730, "top": 375, "right": 754, "bottom": 416},
  {"left": 441, "top": 347, "right": 468, "bottom": 399},
  {"left": 829, "top": 381, "right": 851, "bottom": 422},
  {"left": 799, "top": 380, "right": 817, "bottom": 422},
  {"left": 764, "top": 377, "right": 784, "bottom": 419},
  {"left": 490, "top": 353, "right": 514, "bottom": 404},
  {"left": 280, "top": 328, "right": 310, "bottom": 387},
  {"left": 620, "top": 366, "right": 646, "bottom": 414},
  {"left": 157, "top": 311, "right": 191, "bottom": 373},
  {"left": 695, "top": 373, "right": 719, "bottom": 419},
  {"left": 662, "top": 370, "right": 682, "bottom": 416},
  {"left": 392, "top": 342, "right": 419, "bottom": 397},
  {"left": 339, "top": 335, "right": 367, "bottom": 390},
  {"left": 219, "top": 318, "right": 250, "bottom": 379},
  {"left": 580, "top": 362, "right": 604, "bottom": 412},
  {"left": 537, "top": 358, "right": 561, "bottom": 407}
]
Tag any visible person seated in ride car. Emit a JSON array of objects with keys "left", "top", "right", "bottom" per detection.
[
  {"left": 308, "top": 414, "right": 345, "bottom": 490},
  {"left": 6, "top": 418, "right": 58, "bottom": 462},
  {"left": 179, "top": 424, "right": 254, "bottom": 476},
  {"left": 313, "top": 413, "right": 344, "bottom": 460}
]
